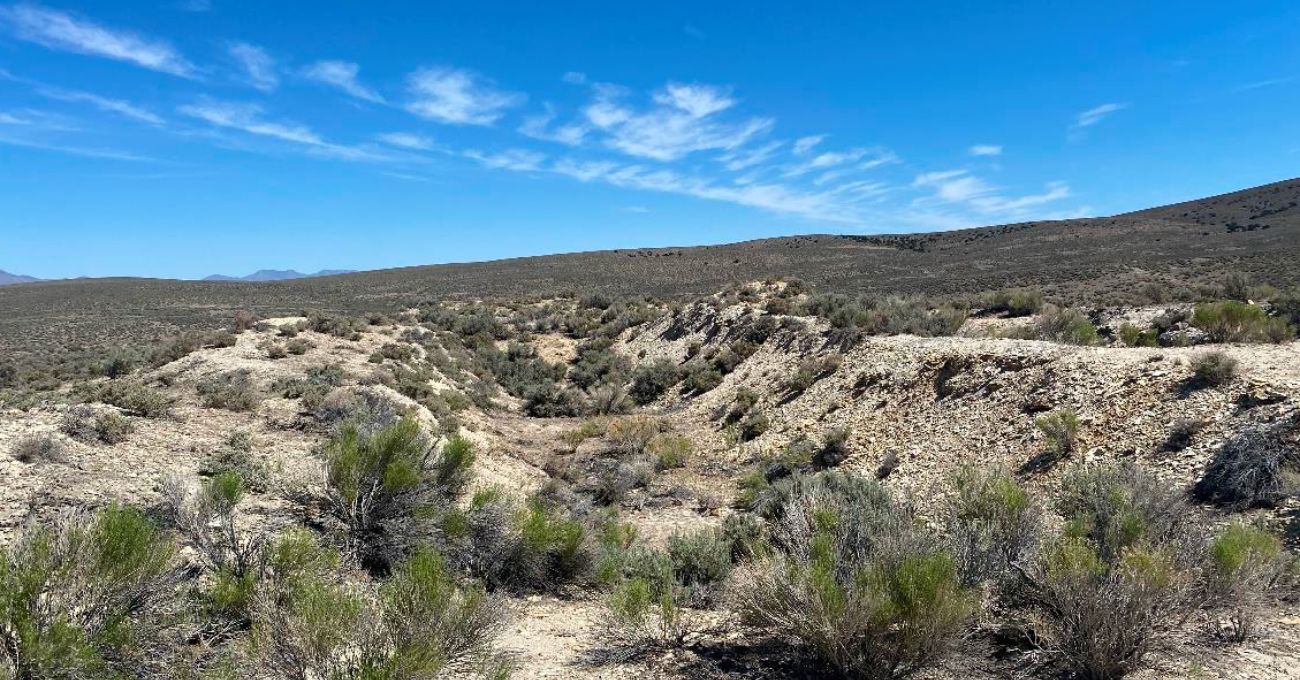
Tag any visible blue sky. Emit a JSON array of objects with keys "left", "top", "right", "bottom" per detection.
[{"left": 1, "top": 1, "right": 1298, "bottom": 279}]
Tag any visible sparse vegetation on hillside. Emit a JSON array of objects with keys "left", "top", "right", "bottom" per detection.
[{"left": 1, "top": 268, "right": 1297, "bottom": 679}]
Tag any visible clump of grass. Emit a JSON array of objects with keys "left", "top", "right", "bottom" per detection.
[
  {"left": 1035, "top": 408, "right": 1080, "bottom": 459},
  {"left": 1189, "top": 351, "right": 1239, "bottom": 388},
  {"left": 1162, "top": 418, "right": 1205, "bottom": 452},
  {"left": 9, "top": 432, "right": 66, "bottom": 463},
  {"left": 1206, "top": 522, "right": 1293, "bottom": 641}
]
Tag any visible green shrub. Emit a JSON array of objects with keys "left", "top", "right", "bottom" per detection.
[
  {"left": 946, "top": 464, "right": 1039, "bottom": 588},
  {"left": 649, "top": 434, "right": 692, "bottom": 470},
  {"left": 320, "top": 418, "right": 470, "bottom": 572},
  {"left": 629, "top": 359, "right": 683, "bottom": 405},
  {"left": 196, "top": 370, "right": 261, "bottom": 412},
  {"left": 666, "top": 529, "right": 732, "bottom": 606},
  {"left": 988, "top": 289, "right": 1044, "bottom": 317},
  {"left": 569, "top": 338, "right": 631, "bottom": 390},
  {"left": 1207, "top": 523, "right": 1291, "bottom": 641},
  {"left": 681, "top": 364, "right": 723, "bottom": 394},
  {"left": 720, "top": 512, "right": 765, "bottom": 561},
  {"left": 1118, "top": 323, "right": 1158, "bottom": 347},
  {"left": 732, "top": 471, "right": 976, "bottom": 678},
  {"left": 0, "top": 505, "right": 179, "bottom": 678},
  {"left": 522, "top": 382, "right": 587, "bottom": 417},
  {"left": 166, "top": 471, "right": 265, "bottom": 625},
  {"left": 603, "top": 552, "right": 697, "bottom": 655},
  {"left": 1035, "top": 408, "right": 1080, "bottom": 459},
  {"left": 1037, "top": 306, "right": 1098, "bottom": 345},
  {"left": 1057, "top": 463, "right": 1187, "bottom": 563},
  {"left": 1025, "top": 538, "right": 1193, "bottom": 680},
  {"left": 1020, "top": 463, "right": 1200, "bottom": 679},
  {"left": 1189, "top": 351, "right": 1239, "bottom": 388},
  {"left": 1191, "top": 301, "right": 1293, "bottom": 343},
  {"left": 88, "top": 380, "right": 174, "bottom": 418},
  {"left": 371, "top": 549, "right": 505, "bottom": 675},
  {"left": 252, "top": 534, "right": 499, "bottom": 680},
  {"left": 505, "top": 500, "right": 591, "bottom": 591}
]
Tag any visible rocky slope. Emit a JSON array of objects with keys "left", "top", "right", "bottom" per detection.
[{"left": 1, "top": 299, "right": 1298, "bottom": 678}]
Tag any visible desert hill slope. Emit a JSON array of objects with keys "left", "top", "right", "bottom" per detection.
[
  {"left": 1, "top": 289, "right": 1296, "bottom": 678},
  {"left": 2, "top": 178, "right": 1299, "bottom": 361}
]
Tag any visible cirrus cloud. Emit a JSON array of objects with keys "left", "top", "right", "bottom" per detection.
[
  {"left": 406, "top": 67, "right": 524, "bottom": 125},
  {"left": 0, "top": 4, "right": 196, "bottom": 77}
]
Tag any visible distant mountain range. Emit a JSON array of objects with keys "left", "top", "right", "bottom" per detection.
[
  {"left": 202, "top": 269, "right": 354, "bottom": 282},
  {"left": 0, "top": 269, "right": 40, "bottom": 286}
]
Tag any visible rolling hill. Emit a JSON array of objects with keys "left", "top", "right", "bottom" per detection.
[
  {"left": 2, "top": 177, "right": 1298, "bottom": 360},
  {"left": 0, "top": 270, "right": 40, "bottom": 286}
]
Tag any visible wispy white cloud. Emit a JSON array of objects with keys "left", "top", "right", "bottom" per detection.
[
  {"left": 464, "top": 148, "right": 545, "bottom": 171},
  {"left": 719, "top": 140, "right": 783, "bottom": 171},
  {"left": 1231, "top": 76, "right": 1294, "bottom": 93},
  {"left": 302, "top": 60, "right": 384, "bottom": 103},
  {"left": 549, "top": 158, "right": 868, "bottom": 223},
  {"left": 562, "top": 71, "right": 587, "bottom": 85},
  {"left": 913, "top": 169, "right": 994, "bottom": 202},
  {"left": 792, "top": 135, "right": 824, "bottom": 155},
  {"left": 228, "top": 42, "right": 277, "bottom": 92},
  {"left": 1073, "top": 103, "right": 1127, "bottom": 129},
  {"left": 969, "top": 181, "right": 1069, "bottom": 213},
  {"left": 179, "top": 100, "right": 320, "bottom": 145},
  {"left": 518, "top": 105, "right": 588, "bottom": 145},
  {"left": 968, "top": 144, "right": 1002, "bottom": 156},
  {"left": 376, "top": 132, "right": 434, "bottom": 150},
  {"left": 0, "top": 134, "right": 154, "bottom": 161},
  {"left": 913, "top": 168, "right": 1070, "bottom": 218},
  {"left": 406, "top": 67, "right": 523, "bottom": 125},
  {"left": 784, "top": 146, "right": 895, "bottom": 177},
  {"left": 0, "top": 112, "right": 26, "bottom": 124},
  {"left": 38, "top": 87, "right": 163, "bottom": 125},
  {"left": 624, "top": 205, "right": 650, "bottom": 213},
  {"left": 177, "top": 98, "right": 396, "bottom": 162},
  {"left": 582, "top": 81, "right": 771, "bottom": 161},
  {"left": 651, "top": 82, "right": 734, "bottom": 117},
  {"left": 0, "top": 4, "right": 196, "bottom": 77}
]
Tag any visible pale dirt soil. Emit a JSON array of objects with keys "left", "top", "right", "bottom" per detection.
[{"left": 2, "top": 303, "right": 1298, "bottom": 679}]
